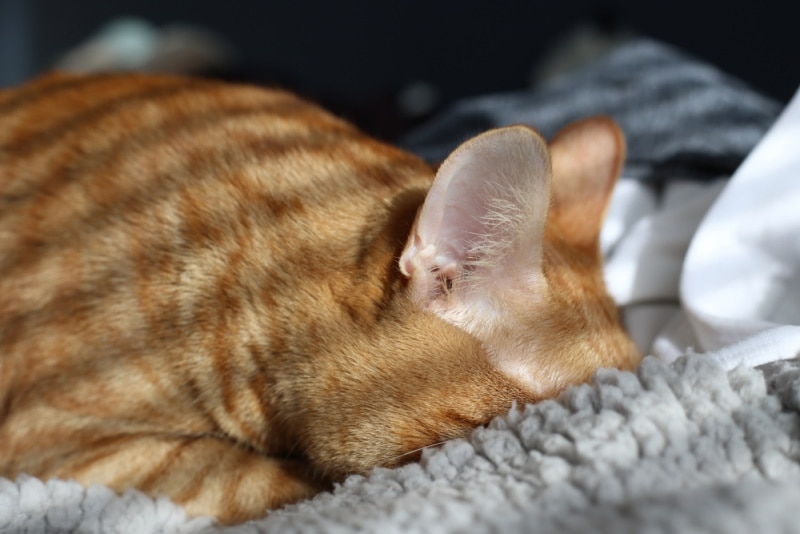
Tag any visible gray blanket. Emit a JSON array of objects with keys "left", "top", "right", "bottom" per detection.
[
  {"left": 402, "top": 39, "right": 780, "bottom": 182},
  {"left": 262, "top": 356, "right": 800, "bottom": 533},
  {"left": 3, "top": 356, "right": 800, "bottom": 533}
]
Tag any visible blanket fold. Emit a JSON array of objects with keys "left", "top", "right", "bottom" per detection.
[{"left": 680, "top": 85, "right": 800, "bottom": 364}]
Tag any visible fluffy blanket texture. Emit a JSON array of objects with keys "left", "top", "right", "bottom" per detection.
[
  {"left": 3, "top": 356, "right": 800, "bottom": 533},
  {"left": 3, "top": 39, "right": 800, "bottom": 533}
]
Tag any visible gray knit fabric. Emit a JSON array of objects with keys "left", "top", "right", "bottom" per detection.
[{"left": 402, "top": 39, "right": 781, "bottom": 182}]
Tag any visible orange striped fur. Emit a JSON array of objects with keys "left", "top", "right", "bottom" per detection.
[{"left": 0, "top": 73, "right": 640, "bottom": 523}]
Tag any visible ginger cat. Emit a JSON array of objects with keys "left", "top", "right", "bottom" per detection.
[{"left": 0, "top": 73, "right": 639, "bottom": 523}]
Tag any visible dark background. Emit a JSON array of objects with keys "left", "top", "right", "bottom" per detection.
[{"left": 1, "top": 0, "right": 797, "bottom": 140}]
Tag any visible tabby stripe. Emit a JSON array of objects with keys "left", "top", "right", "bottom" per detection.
[
  {"left": 0, "top": 73, "right": 117, "bottom": 115},
  {"left": 1, "top": 104, "right": 327, "bottom": 278},
  {"left": 4, "top": 97, "right": 323, "bottom": 207},
  {"left": 1, "top": 84, "right": 303, "bottom": 211},
  {"left": 206, "top": 280, "right": 275, "bottom": 444},
  {"left": 137, "top": 436, "right": 197, "bottom": 492},
  {"left": 3, "top": 79, "right": 204, "bottom": 157},
  {"left": 182, "top": 375, "right": 217, "bottom": 429},
  {"left": 224, "top": 454, "right": 255, "bottom": 519},
  {"left": 245, "top": 373, "right": 274, "bottom": 450},
  {"left": 208, "top": 255, "right": 245, "bottom": 422},
  {"left": 2, "top": 144, "right": 403, "bottom": 354},
  {"left": 131, "top": 356, "right": 180, "bottom": 417},
  {"left": 246, "top": 344, "right": 274, "bottom": 414},
  {"left": 54, "top": 433, "right": 137, "bottom": 476},
  {"left": 170, "top": 441, "right": 231, "bottom": 504}
]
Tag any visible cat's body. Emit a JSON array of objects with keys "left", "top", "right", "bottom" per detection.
[{"left": 0, "top": 73, "right": 639, "bottom": 523}]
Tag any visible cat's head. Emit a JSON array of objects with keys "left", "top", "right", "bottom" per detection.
[
  {"left": 399, "top": 116, "right": 639, "bottom": 399},
  {"left": 301, "top": 117, "right": 639, "bottom": 480}
]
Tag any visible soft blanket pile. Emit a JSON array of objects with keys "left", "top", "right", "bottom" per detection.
[
  {"left": 3, "top": 355, "right": 800, "bottom": 533},
  {"left": 2, "top": 39, "right": 799, "bottom": 533}
]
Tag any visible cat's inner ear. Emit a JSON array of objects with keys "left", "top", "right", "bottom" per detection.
[
  {"left": 548, "top": 116, "right": 625, "bottom": 248},
  {"left": 399, "top": 125, "right": 552, "bottom": 309}
]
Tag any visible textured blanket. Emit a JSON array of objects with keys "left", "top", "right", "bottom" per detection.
[
  {"left": 3, "top": 356, "right": 800, "bottom": 533},
  {"left": 3, "top": 39, "right": 799, "bottom": 533}
]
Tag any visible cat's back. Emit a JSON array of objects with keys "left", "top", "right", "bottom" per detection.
[
  {"left": 0, "top": 72, "right": 428, "bottom": 204},
  {"left": 0, "top": 73, "right": 432, "bottom": 415}
]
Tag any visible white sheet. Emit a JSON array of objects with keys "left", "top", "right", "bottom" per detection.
[{"left": 604, "top": 84, "right": 800, "bottom": 369}]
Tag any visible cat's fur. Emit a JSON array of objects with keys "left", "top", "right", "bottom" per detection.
[{"left": 0, "top": 73, "right": 639, "bottom": 523}]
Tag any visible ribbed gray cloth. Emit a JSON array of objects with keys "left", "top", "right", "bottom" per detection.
[{"left": 402, "top": 39, "right": 781, "bottom": 182}]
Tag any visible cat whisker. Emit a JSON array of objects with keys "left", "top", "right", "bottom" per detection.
[{"left": 386, "top": 439, "right": 450, "bottom": 465}]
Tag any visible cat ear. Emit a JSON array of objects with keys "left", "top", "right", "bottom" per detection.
[
  {"left": 399, "top": 125, "right": 552, "bottom": 311},
  {"left": 548, "top": 116, "right": 625, "bottom": 248}
]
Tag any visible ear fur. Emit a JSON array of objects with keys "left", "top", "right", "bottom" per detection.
[
  {"left": 398, "top": 118, "right": 630, "bottom": 395},
  {"left": 399, "top": 125, "right": 552, "bottom": 317},
  {"left": 548, "top": 116, "right": 625, "bottom": 248}
]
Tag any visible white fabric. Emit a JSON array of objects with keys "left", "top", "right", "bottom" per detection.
[
  {"left": 681, "top": 85, "right": 800, "bottom": 362},
  {"left": 603, "top": 85, "right": 800, "bottom": 369}
]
